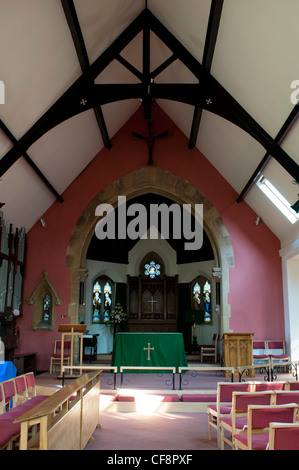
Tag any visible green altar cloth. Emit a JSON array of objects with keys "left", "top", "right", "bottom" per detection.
[{"left": 111, "top": 332, "right": 188, "bottom": 372}]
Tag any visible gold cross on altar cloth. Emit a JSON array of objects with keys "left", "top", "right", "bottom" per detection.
[
  {"left": 144, "top": 343, "right": 154, "bottom": 360},
  {"left": 147, "top": 295, "right": 158, "bottom": 313}
]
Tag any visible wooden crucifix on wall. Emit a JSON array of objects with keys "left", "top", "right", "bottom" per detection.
[{"left": 132, "top": 119, "right": 168, "bottom": 165}]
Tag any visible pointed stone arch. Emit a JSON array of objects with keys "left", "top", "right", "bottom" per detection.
[{"left": 66, "top": 166, "right": 234, "bottom": 334}]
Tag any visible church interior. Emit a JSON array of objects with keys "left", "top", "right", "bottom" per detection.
[{"left": 0, "top": 0, "right": 299, "bottom": 452}]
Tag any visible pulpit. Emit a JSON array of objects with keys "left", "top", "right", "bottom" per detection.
[
  {"left": 222, "top": 332, "right": 254, "bottom": 376},
  {"left": 58, "top": 324, "right": 86, "bottom": 378}
]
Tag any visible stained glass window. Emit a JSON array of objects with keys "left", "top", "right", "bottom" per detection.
[
  {"left": 92, "top": 277, "right": 113, "bottom": 323},
  {"left": 203, "top": 280, "right": 211, "bottom": 323},
  {"left": 193, "top": 282, "right": 201, "bottom": 309},
  {"left": 144, "top": 261, "right": 161, "bottom": 279},
  {"left": 192, "top": 277, "right": 212, "bottom": 324},
  {"left": 103, "top": 282, "right": 112, "bottom": 322},
  {"left": 92, "top": 281, "right": 102, "bottom": 324},
  {"left": 42, "top": 293, "right": 51, "bottom": 323}
]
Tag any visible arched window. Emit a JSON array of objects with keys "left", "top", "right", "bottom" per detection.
[
  {"left": 42, "top": 293, "right": 51, "bottom": 324},
  {"left": 192, "top": 276, "right": 212, "bottom": 324},
  {"left": 92, "top": 276, "right": 114, "bottom": 324}
]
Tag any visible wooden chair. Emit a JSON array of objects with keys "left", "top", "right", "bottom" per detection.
[
  {"left": 200, "top": 333, "right": 219, "bottom": 363},
  {"left": 286, "top": 381, "right": 299, "bottom": 390},
  {"left": 0, "top": 384, "right": 6, "bottom": 414},
  {"left": 253, "top": 381, "right": 286, "bottom": 392},
  {"left": 272, "top": 390, "right": 299, "bottom": 405},
  {"left": 220, "top": 390, "right": 274, "bottom": 450},
  {"left": 207, "top": 381, "right": 253, "bottom": 447},
  {"left": 49, "top": 340, "right": 71, "bottom": 374},
  {"left": 268, "top": 422, "right": 299, "bottom": 450},
  {"left": 14, "top": 375, "right": 28, "bottom": 405},
  {"left": 24, "top": 372, "right": 48, "bottom": 405},
  {"left": 252, "top": 340, "right": 269, "bottom": 364},
  {"left": 267, "top": 340, "right": 290, "bottom": 368},
  {"left": 233, "top": 404, "right": 298, "bottom": 450},
  {"left": 1, "top": 379, "right": 17, "bottom": 410},
  {"left": 25, "top": 372, "right": 38, "bottom": 397}
]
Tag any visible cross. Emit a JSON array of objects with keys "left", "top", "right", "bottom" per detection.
[
  {"left": 80, "top": 98, "right": 87, "bottom": 106},
  {"left": 144, "top": 343, "right": 154, "bottom": 361},
  {"left": 147, "top": 295, "right": 158, "bottom": 313},
  {"left": 132, "top": 119, "right": 168, "bottom": 165},
  {"left": 205, "top": 97, "right": 213, "bottom": 105}
]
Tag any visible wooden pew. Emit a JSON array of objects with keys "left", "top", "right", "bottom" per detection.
[{"left": 14, "top": 370, "right": 101, "bottom": 450}]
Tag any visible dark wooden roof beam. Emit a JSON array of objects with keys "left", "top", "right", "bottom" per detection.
[
  {"left": 116, "top": 54, "right": 143, "bottom": 81},
  {"left": 61, "top": 0, "right": 111, "bottom": 149},
  {"left": 237, "top": 104, "right": 299, "bottom": 202},
  {"left": 150, "top": 54, "right": 177, "bottom": 79},
  {"left": 0, "top": 119, "right": 63, "bottom": 202},
  {"left": 189, "top": 0, "right": 224, "bottom": 149}
]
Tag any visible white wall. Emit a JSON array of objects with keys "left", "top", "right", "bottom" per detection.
[{"left": 280, "top": 237, "right": 299, "bottom": 360}]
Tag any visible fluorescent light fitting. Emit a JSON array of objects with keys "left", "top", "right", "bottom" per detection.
[{"left": 257, "top": 176, "right": 299, "bottom": 224}]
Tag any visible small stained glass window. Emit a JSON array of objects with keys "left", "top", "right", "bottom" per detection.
[
  {"left": 144, "top": 261, "right": 161, "bottom": 279},
  {"left": 42, "top": 293, "right": 51, "bottom": 323}
]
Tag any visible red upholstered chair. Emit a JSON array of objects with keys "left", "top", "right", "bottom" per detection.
[
  {"left": 207, "top": 381, "right": 253, "bottom": 447},
  {"left": 0, "top": 384, "right": 6, "bottom": 414},
  {"left": 272, "top": 390, "right": 299, "bottom": 405},
  {"left": 14, "top": 375, "right": 28, "bottom": 404},
  {"left": 200, "top": 333, "right": 219, "bottom": 363},
  {"left": 253, "top": 381, "right": 286, "bottom": 392},
  {"left": 25, "top": 372, "right": 38, "bottom": 397},
  {"left": 268, "top": 422, "right": 299, "bottom": 450},
  {"left": 24, "top": 372, "right": 48, "bottom": 405},
  {"left": 252, "top": 340, "right": 269, "bottom": 364},
  {"left": 2, "top": 379, "right": 17, "bottom": 410},
  {"left": 50, "top": 340, "right": 71, "bottom": 374},
  {"left": 220, "top": 391, "right": 274, "bottom": 450},
  {"left": 234, "top": 404, "right": 298, "bottom": 450},
  {"left": 267, "top": 340, "right": 290, "bottom": 367},
  {"left": 286, "top": 381, "right": 299, "bottom": 390}
]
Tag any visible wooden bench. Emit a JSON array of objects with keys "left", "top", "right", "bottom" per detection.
[{"left": 10, "top": 370, "right": 101, "bottom": 450}]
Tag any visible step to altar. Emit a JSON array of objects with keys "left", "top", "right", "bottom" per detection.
[{"left": 100, "top": 390, "right": 216, "bottom": 413}]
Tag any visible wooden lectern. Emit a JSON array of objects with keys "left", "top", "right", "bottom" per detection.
[
  {"left": 222, "top": 332, "right": 254, "bottom": 377},
  {"left": 58, "top": 324, "right": 86, "bottom": 378}
]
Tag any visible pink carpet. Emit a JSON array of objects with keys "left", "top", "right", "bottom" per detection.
[{"left": 84, "top": 411, "right": 227, "bottom": 451}]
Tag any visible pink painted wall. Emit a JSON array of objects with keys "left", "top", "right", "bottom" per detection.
[{"left": 17, "top": 107, "right": 284, "bottom": 370}]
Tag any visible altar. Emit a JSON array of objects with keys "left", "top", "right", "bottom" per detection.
[{"left": 111, "top": 332, "right": 187, "bottom": 372}]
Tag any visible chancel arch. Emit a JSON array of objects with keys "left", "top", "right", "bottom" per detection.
[{"left": 66, "top": 167, "right": 235, "bottom": 348}]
